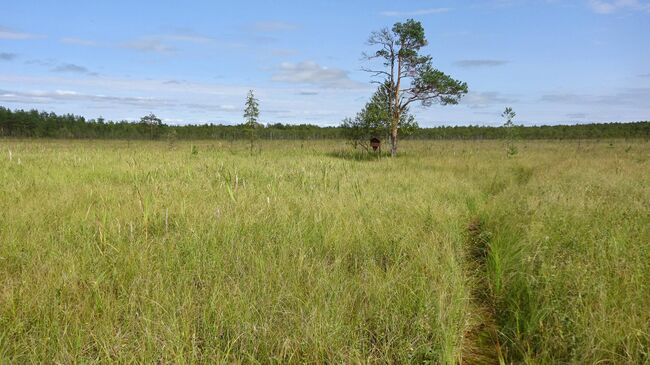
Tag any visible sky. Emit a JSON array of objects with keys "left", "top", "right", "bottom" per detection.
[{"left": 1, "top": 0, "right": 649, "bottom": 127}]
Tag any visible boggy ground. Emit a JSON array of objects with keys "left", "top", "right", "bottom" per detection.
[{"left": 1, "top": 139, "right": 648, "bottom": 364}]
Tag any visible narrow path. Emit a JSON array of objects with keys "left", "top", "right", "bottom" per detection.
[{"left": 461, "top": 217, "right": 503, "bottom": 365}]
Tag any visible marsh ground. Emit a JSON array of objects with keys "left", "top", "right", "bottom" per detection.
[{"left": 1, "top": 139, "right": 648, "bottom": 363}]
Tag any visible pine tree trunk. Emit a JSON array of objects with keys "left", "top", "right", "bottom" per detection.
[{"left": 392, "top": 57, "right": 401, "bottom": 158}]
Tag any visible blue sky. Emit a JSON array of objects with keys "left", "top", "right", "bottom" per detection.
[{"left": 1, "top": 0, "right": 649, "bottom": 126}]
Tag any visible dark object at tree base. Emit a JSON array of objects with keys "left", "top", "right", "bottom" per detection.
[{"left": 370, "top": 137, "right": 381, "bottom": 151}]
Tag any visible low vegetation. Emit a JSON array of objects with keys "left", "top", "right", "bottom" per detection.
[{"left": 1, "top": 139, "right": 648, "bottom": 363}]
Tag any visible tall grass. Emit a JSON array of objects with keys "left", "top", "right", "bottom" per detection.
[
  {"left": 477, "top": 141, "right": 650, "bottom": 364},
  {"left": 0, "top": 139, "right": 647, "bottom": 363}
]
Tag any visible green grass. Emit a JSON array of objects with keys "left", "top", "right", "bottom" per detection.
[{"left": 0, "top": 139, "right": 648, "bottom": 364}]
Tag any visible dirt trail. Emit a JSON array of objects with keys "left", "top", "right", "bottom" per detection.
[{"left": 461, "top": 217, "right": 503, "bottom": 365}]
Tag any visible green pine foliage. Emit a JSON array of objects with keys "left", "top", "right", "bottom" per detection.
[
  {"left": 341, "top": 83, "right": 418, "bottom": 151},
  {"left": 243, "top": 90, "right": 261, "bottom": 153}
]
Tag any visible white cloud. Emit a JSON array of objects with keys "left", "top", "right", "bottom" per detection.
[
  {"left": 380, "top": 8, "right": 451, "bottom": 16},
  {"left": 0, "top": 73, "right": 369, "bottom": 124},
  {"left": 121, "top": 38, "right": 176, "bottom": 54},
  {"left": 250, "top": 21, "right": 298, "bottom": 32},
  {"left": 0, "top": 26, "right": 41, "bottom": 40},
  {"left": 462, "top": 91, "right": 518, "bottom": 109},
  {"left": 51, "top": 63, "right": 90, "bottom": 74},
  {"left": 540, "top": 88, "right": 650, "bottom": 106},
  {"left": 271, "top": 61, "right": 364, "bottom": 89},
  {"left": 60, "top": 37, "right": 97, "bottom": 46},
  {"left": 454, "top": 59, "right": 509, "bottom": 68},
  {"left": 587, "top": 0, "right": 650, "bottom": 14},
  {"left": 0, "top": 88, "right": 246, "bottom": 119},
  {"left": 164, "top": 33, "right": 215, "bottom": 44},
  {"left": 62, "top": 30, "right": 219, "bottom": 54},
  {"left": 297, "top": 90, "right": 319, "bottom": 96},
  {"left": 0, "top": 89, "right": 166, "bottom": 107},
  {"left": 268, "top": 48, "right": 299, "bottom": 57},
  {"left": 24, "top": 58, "right": 98, "bottom": 76},
  {"left": 119, "top": 29, "right": 221, "bottom": 54}
]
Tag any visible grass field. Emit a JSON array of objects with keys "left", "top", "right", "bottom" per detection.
[{"left": 1, "top": 139, "right": 648, "bottom": 364}]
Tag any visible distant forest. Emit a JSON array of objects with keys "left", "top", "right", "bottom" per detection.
[{"left": 1, "top": 106, "right": 648, "bottom": 140}]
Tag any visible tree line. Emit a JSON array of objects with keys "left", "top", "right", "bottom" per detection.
[{"left": 1, "top": 106, "right": 648, "bottom": 141}]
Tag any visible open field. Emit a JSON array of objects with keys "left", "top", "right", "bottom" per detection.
[{"left": 1, "top": 139, "right": 649, "bottom": 364}]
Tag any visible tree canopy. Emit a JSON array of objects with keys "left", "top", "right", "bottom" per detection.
[
  {"left": 363, "top": 19, "right": 468, "bottom": 156},
  {"left": 341, "top": 82, "right": 418, "bottom": 151},
  {"left": 243, "top": 90, "right": 260, "bottom": 127},
  {"left": 243, "top": 90, "right": 261, "bottom": 152}
]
